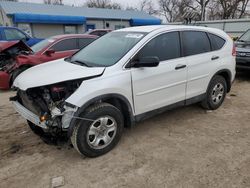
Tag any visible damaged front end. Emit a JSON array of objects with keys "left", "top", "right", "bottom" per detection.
[
  {"left": 0, "top": 41, "right": 32, "bottom": 90},
  {"left": 11, "top": 79, "right": 82, "bottom": 136},
  {"left": 0, "top": 40, "right": 32, "bottom": 69}
]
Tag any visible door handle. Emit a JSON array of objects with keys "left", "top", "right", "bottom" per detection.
[
  {"left": 211, "top": 56, "right": 219, "bottom": 60},
  {"left": 175, "top": 64, "right": 186, "bottom": 70}
]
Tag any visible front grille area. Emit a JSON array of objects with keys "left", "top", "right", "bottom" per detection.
[{"left": 17, "top": 90, "right": 47, "bottom": 117}]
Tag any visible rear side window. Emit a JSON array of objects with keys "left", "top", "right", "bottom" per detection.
[
  {"left": 78, "top": 38, "right": 96, "bottom": 49},
  {"left": 137, "top": 32, "right": 181, "bottom": 61},
  {"left": 51, "top": 38, "right": 78, "bottom": 51},
  {"left": 208, "top": 33, "right": 225, "bottom": 50},
  {"left": 182, "top": 31, "right": 211, "bottom": 56}
]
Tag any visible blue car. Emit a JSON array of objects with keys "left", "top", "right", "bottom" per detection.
[{"left": 0, "top": 26, "right": 43, "bottom": 46}]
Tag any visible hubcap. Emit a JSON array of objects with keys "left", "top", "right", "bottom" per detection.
[
  {"left": 211, "top": 83, "right": 224, "bottom": 105},
  {"left": 87, "top": 116, "right": 117, "bottom": 149}
]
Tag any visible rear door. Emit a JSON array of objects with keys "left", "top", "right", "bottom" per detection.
[
  {"left": 131, "top": 31, "right": 188, "bottom": 115},
  {"left": 78, "top": 38, "right": 96, "bottom": 49},
  {"left": 181, "top": 31, "right": 214, "bottom": 100}
]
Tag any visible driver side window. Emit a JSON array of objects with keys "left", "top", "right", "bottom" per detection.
[
  {"left": 4, "top": 29, "right": 26, "bottom": 40},
  {"left": 136, "top": 31, "right": 181, "bottom": 62}
]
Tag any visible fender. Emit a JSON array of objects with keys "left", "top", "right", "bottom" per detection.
[
  {"left": 213, "top": 69, "right": 232, "bottom": 92},
  {"left": 67, "top": 93, "right": 135, "bottom": 137},
  {"left": 15, "top": 55, "right": 43, "bottom": 69}
]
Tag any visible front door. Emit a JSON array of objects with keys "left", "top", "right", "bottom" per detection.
[{"left": 131, "top": 31, "right": 188, "bottom": 115}]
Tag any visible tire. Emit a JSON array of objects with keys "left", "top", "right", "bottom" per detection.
[
  {"left": 201, "top": 75, "right": 227, "bottom": 110},
  {"left": 71, "top": 103, "right": 124, "bottom": 157},
  {"left": 10, "top": 67, "right": 29, "bottom": 87},
  {"left": 27, "top": 121, "right": 45, "bottom": 136}
]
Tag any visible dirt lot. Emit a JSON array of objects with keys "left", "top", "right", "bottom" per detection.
[{"left": 1, "top": 73, "right": 250, "bottom": 188}]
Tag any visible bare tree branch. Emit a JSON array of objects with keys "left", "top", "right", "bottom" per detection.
[{"left": 85, "top": 0, "right": 122, "bottom": 9}]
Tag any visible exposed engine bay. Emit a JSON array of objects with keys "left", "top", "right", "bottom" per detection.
[
  {"left": 0, "top": 40, "right": 32, "bottom": 70},
  {"left": 15, "top": 79, "right": 83, "bottom": 135}
]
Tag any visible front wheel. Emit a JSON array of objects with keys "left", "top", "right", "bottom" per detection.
[
  {"left": 27, "top": 121, "right": 45, "bottom": 136},
  {"left": 201, "top": 75, "right": 227, "bottom": 110},
  {"left": 10, "top": 67, "right": 29, "bottom": 87},
  {"left": 71, "top": 103, "right": 124, "bottom": 157}
]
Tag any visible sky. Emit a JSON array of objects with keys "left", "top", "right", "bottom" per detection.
[{"left": 20, "top": 0, "right": 142, "bottom": 8}]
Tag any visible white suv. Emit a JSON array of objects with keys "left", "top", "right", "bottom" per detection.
[{"left": 12, "top": 25, "right": 236, "bottom": 157}]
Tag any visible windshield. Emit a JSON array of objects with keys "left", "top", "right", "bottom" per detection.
[
  {"left": 238, "top": 30, "right": 250, "bottom": 42},
  {"left": 31, "top": 38, "right": 55, "bottom": 53},
  {"left": 70, "top": 31, "right": 146, "bottom": 67}
]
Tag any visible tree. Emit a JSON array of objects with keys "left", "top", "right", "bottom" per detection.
[
  {"left": 44, "top": 0, "right": 63, "bottom": 5},
  {"left": 158, "top": 0, "right": 179, "bottom": 22},
  {"left": 139, "top": 0, "right": 158, "bottom": 15},
  {"left": 85, "top": 0, "right": 122, "bottom": 9},
  {"left": 217, "top": 0, "right": 250, "bottom": 19},
  {"left": 158, "top": 0, "right": 194, "bottom": 22},
  {"left": 205, "top": 0, "right": 250, "bottom": 19}
]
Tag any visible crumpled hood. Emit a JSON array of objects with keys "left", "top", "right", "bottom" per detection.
[
  {"left": 0, "top": 40, "right": 32, "bottom": 53},
  {"left": 14, "top": 58, "right": 105, "bottom": 90}
]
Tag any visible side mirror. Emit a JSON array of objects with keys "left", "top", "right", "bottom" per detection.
[
  {"left": 45, "top": 49, "right": 55, "bottom": 56},
  {"left": 133, "top": 56, "right": 160, "bottom": 68}
]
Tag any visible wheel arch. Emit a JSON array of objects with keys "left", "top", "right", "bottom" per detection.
[
  {"left": 213, "top": 69, "right": 232, "bottom": 92},
  {"left": 67, "top": 94, "right": 135, "bottom": 137}
]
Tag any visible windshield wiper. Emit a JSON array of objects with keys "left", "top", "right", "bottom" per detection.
[
  {"left": 238, "top": 39, "right": 246, "bottom": 42},
  {"left": 70, "top": 60, "right": 91, "bottom": 67}
]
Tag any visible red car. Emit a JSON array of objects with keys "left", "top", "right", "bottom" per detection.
[{"left": 0, "top": 34, "right": 97, "bottom": 90}]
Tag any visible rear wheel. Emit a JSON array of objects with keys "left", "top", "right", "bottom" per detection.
[
  {"left": 71, "top": 103, "right": 124, "bottom": 157},
  {"left": 201, "top": 75, "right": 227, "bottom": 110}
]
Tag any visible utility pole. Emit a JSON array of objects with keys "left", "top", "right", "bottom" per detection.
[{"left": 201, "top": 0, "right": 206, "bottom": 21}]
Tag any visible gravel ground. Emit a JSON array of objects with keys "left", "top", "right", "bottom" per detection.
[{"left": 0, "top": 72, "right": 250, "bottom": 188}]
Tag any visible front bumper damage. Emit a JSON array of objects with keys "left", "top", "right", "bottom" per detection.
[
  {"left": 13, "top": 101, "right": 48, "bottom": 129},
  {"left": 12, "top": 98, "right": 78, "bottom": 132},
  {"left": 0, "top": 71, "right": 10, "bottom": 90}
]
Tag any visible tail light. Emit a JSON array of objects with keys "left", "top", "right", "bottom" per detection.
[{"left": 232, "top": 44, "right": 236, "bottom": 56}]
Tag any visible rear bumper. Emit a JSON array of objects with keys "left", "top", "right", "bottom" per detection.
[
  {"left": 12, "top": 101, "right": 48, "bottom": 129},
  {"left": 0, "top": 71, "right": 10, "bottom": 90},
  {"left": 236, "top": 56, "right": 250, "bottom": 70}
]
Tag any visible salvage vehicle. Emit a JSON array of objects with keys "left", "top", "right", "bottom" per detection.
[
  {"left": 11, "top": 25, "right": 236, "bottom": 157},
  {"left": 235, "top": 29, "right": 250, "bottom": 70},
  {"left": 0, "top": 34, "right": 97, "bottom": 90},
  {"left": 0, "top": 26, "right": 43, "bottom": 46}
]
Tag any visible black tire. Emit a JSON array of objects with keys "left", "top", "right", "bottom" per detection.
[
  {"left": 201, "top": 75, "right": 227, "bottom": 110},
  {"left": 10, "top": 67, "right": 29, "bottom": 87},
  {"left": 27, "top": 121, "right": 45, "bottom": 136},
  {"left": 71, "top": 103, "right": 124, "bottom": 157}
]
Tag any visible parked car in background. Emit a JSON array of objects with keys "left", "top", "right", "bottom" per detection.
[
  {"left": 0, "top": 26, "right": 43, "bottom": 46},
  {"left": 235, "top": 29, "right": 250, "bottom": 70},
  {"left": 85, "top": 29, "right": 112, "bottom": 37},
  {"left": 11, "top": 25, "right": 235, "bottom": 157},
  {"left": 0, "top": 34, "right": 97, "bottom": 90}
]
